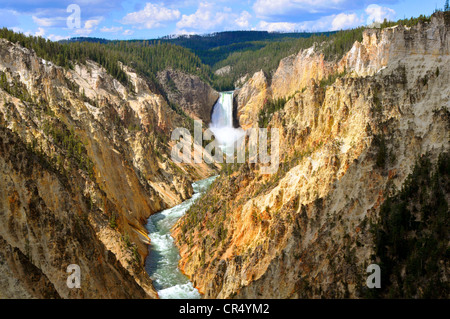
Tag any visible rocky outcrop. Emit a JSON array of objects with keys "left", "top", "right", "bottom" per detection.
[
  {"left": 215, "top": 66, "right": 231, "bottom": 76},
  {"left": 157, "top": 69, "right": 219, "bottom": 124},
  {"left": 173, "top": 12, "right": 450, "bottom": 299},
  {"left": 234, "top": 70, "right": 269, "bottom": 130},
  {"left": 271, "top": 47, "right": 333, "bottom": 99},
  {"left": 0, "top": 38, "right": 217, "bottom": 298},
  {"left": 339, "top": 14, "right": 449, "bottom": 77}
]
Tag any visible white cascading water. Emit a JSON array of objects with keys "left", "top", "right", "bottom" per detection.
[
  {"left": 211, "top": 91, "right": 234, "bottom": 127},
  {"left": 210, "top": 91, "right": 245, "bottom": 152}
]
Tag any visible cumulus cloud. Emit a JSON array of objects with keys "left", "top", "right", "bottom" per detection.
[
  {"left": 35, "top": 27, "right": 45, "bottom": 37},
  {"left": 32, "top": 16, "right": 53, "bottom": 27},
  {"left": 4, "top": 0, "right": 400, "bottom": 40},
  {"left": 176, "top": 2, "right": 252, "bottom": 33},
  {"left": 256, "top": 3, "right": 396, "bottom": 32},
  {"left": 331, "top": 13, "right": 363, "bottom": 30},
  {"left": 121, "top": 3, "right": 181, "bottom": 29},
  {"left": 74, "top": 18, "right": 103, "bottom": 36},
  {"left": 174, "top": 28, "right": 202, "bottom": 37},
  {"left": 365, "top": 4, "right": 396, "bottom": 24},
  {"left": 257, "top": 21, "right": 298, "bottom": 32},
  {"left": 235, "top": 11, "right": 252, "bottom": 29},
  {"left": 176, "top": 2, "right": 224, "bottom": 31}
]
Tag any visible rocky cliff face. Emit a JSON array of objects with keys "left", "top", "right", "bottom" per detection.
[
  {"left": 157, "top": 69, "right": 219, "bottom": 124},
  {"left": 236, "top": 13, "right": 450, "bottom": 129},
  {"left": 0, "top": 38, "right": 217, "bottom": 298},
  {"left": 234, "top": 70, "right": 269, "bottom": 130},
  {"left": 173, "top": 12, "right": 450, "bottom": 298}
]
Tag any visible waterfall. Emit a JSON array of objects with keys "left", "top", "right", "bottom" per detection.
[
  {"left": 211, "top": 91, "right": 234, "bottom": 128},
  {"left": 210, "top": 91, "right": 244, "bottom": 152}
]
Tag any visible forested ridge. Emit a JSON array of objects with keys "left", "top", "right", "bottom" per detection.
[{"left": 0, "top": 27, "right": 213, "bottom": 91}]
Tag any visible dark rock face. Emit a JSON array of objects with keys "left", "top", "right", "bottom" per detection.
[{"left": 157, "top": 69, "right": 219, "bottom": 124}]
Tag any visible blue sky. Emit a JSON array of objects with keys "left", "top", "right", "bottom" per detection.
[{"left": 0, "top": 1, "right": 441, "bottom": 41}]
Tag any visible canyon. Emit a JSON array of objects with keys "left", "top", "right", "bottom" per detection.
[{"left": 0, "top": 11, "right": 448, "bottom": 299}]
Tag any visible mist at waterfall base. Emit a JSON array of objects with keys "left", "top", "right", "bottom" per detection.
[
  {"left": 145, "top": 176, "right": 217, "bottom": 299},
  {"left": 210, "top": 91, "right": 245, "bottom": 153}
]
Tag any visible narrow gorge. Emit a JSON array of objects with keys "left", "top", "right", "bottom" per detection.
[{"left": 0, "top": 9, "right": 448, "bottom": 300}]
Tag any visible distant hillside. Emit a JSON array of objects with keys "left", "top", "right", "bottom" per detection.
[
  {"left": 64, "top": 30, "right": 340, "bottom": 91},
  {"left": 61, "top": 37, "right": 111, "bottom": 44},
  {"left": 65, "top": 31, "right": 336, "bottom": 66},
  {"left": 150, "top": 31, "right": 337, "bottom": 66}
]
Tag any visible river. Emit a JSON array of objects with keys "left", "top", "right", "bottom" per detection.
[{"left": 144, "top": 176, "right": 217, "bottom": 299}]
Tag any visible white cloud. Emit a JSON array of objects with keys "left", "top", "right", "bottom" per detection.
[
  {"left": 176, "top": 2, "right": 222, "bottom": 30},
  {"left": 331, "top": 13, "right": 363, "bottom": 30},
  {"left": 235, "top": 11, "right": 252, "bottom": 29},
  {"left": 256, "top": 11, "right": 362, "bottom": 33},
  {"left": 85, "top": 19, "right": 101, "bottom": 30},
  {"left": 0, "top": 8, "right": 19, "bottom": 20},
  {"left": 257, "top": 21, "right": 298, "bottom": 32},
  {"left": 365, "top": 4, "right": 396, "bottom": 24},
  {"left": 11, "top": 27, "right": 23, "bottom": 33},
  {"left": 176, "top": 2, "right": 252, "bottom": 33},
  {"left": 35, "top": 27, "right": 45, "bottom": 37},
  {"left": 121, "top": 3, "right": 181, "bottom": 29},
  {"left": 100, "top": 26, "right": 123, "bottom": 33},
  {"left": 32, "top": 16, "right": 53, "bottom": 27},
  {"left": 48, "top": 34, "right": 70, "bottom": 42},
  {"left": 74, "top": 18, "right": 103, "bottom": 36},
  {"left": 175, "top": 29, "right": 198, "bottom": 36}
]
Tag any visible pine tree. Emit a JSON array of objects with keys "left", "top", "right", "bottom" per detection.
[{"left": 445, "top": 0, "right": 450, "bottom": 11}]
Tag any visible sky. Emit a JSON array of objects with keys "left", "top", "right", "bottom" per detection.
[{"left": 0, "top": 0, "right": 442, "bottom": 41}]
